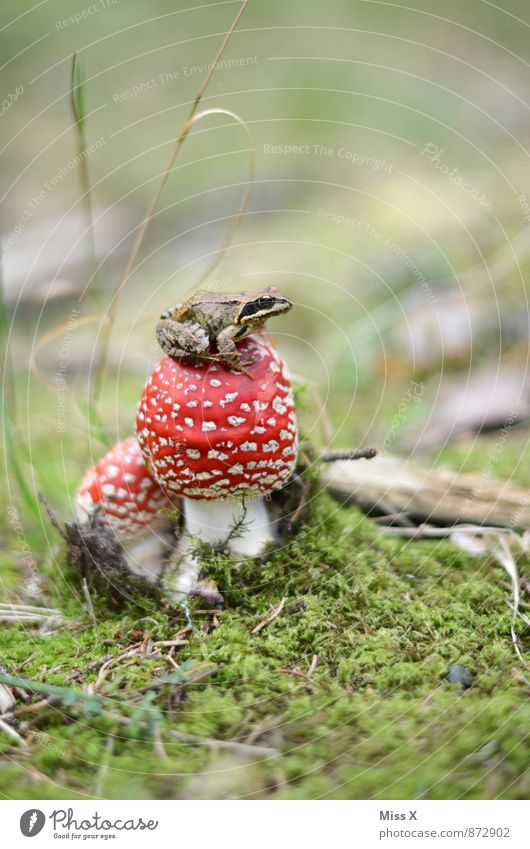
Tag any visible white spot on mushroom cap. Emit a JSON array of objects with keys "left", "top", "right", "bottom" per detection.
[
  {"left": 240, "top": 441, "right": 257, "bottom": 452},
  {"left": 202, "top": 421, "right": 217, "bottom": 432},
  {"left": 227, "top": 415, "right": 246, "bottom": 426},
  {"left": 220, "top": 392, "right": 239, "bottom": 407},
  {"left": 208, "top": 449, "right": 228, "bottom": 460}
]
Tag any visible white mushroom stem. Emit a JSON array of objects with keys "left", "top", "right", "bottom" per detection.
[
  {"left": 169, "top": 497, "right": 277, "bottom": 602},
  {"left": 183, "top": 497, "right": 277, "bottom": 557},
  {"left": 120, "top": 530, "right": 174, "bottom": 584}
]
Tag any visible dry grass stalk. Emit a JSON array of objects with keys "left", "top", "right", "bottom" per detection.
[
  {"left": 171, "top": 729, "right": 278, "bottom": 758},
  {"left": 251, "top": 597, "right": 286, "bottom": 635}
]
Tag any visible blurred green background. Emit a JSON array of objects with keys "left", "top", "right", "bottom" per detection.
[{"left": 3, "top": 0, "right": 530, "bottom": 507}]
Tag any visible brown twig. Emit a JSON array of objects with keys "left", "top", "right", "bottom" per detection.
[
  {"left": 320, "top": 448, "right": 377, "bottom": 463},
  {"left": 251, "top": 597, "right": 286, "bottom": 635},
  {"left": 307, "top": 654, "right": 318, "bottom": 676},
  {"left": 171, "top": 729, "right": 278, "bottom": 758},
  {"left": 0, "top": 717, "right": 27, "bottom": 747}
]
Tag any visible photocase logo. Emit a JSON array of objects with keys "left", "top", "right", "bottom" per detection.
[{"left": 20, "top": 810, "right": 46, "bottom": 837}]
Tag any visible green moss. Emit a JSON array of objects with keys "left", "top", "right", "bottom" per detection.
[{"left": 1, "top": 485, "right": 529, "bottom": 800}]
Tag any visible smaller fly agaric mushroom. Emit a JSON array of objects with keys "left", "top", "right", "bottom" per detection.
[
  {"left": 136, "top": 335, "right": 297, "bottom": 586},
  {"left": 76, "top": 437, "right": 175, "bottom": 582}
]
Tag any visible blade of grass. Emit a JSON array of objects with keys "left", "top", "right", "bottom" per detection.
[
  {"left": 70, "top": 52, "right": 100, "bottom": 310},
  {"left": 0, "top": 258, "right": 40, "bottom": 520},
  {"left": 93, "top": 0, "right": 250, "bottom": 398},
  {"left": 70, "top": 53, "right": 112, "bottom": 445}
]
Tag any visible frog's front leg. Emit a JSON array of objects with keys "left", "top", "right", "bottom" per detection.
[
  {"left": 216, "top": 325, "right": 255, "bottom": 372},
  {"left": 156, "top": 319, "right": 210, "bottom": 360}
]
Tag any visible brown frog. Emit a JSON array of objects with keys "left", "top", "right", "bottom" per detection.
[{"left": 156, "top": 286, "right": 292, "bottom": 371}]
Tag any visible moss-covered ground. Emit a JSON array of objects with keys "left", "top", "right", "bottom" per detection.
[
  {"left": 1, "top": 441, "right": 529, "bottom": 799},
  {"left": 0, "top": 374, "right": 528, "bottom": 800}
]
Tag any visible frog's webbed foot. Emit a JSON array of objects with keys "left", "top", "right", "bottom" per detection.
[{"left": 156, "top": 319, "right": 210, "bottom": 360}]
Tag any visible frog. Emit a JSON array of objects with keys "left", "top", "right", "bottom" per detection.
[{"left": 156, "top": 286, "right": 292, "bottom": 372}]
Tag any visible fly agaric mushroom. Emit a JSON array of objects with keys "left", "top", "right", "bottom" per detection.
[
  {"left": 136, "top": 335, "right": 297, "bottom": 578},
  {"left": 76, "top": 437, "right": 175, "bottom": 581}
]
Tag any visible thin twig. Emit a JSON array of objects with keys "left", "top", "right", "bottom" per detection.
[
  {"left": 0, "top": 717, "right": 27, "bottom": 747},
  {"left": 0, "top": 603, "right": 61, "bottom": 615},
  {"left": 9, "top": 698, "right": 50, "bottom": 719},
  {"left": 251, "top": 597, "right": 286, "bottom": 635},
  {"left": 505, "top": 598, "right": 530, "bottom": 628},
  {"left": 95, "top": 733, "right": 115, "bottom": 798},
  {"left": 275, "top": 668, "right": 317, "bottom": 687},
  {"left": 152, "top": 725, "right": 167, "bottom": 759},
  {"left": 320, "top": 448, "right": 377, "bottom": 463},
  {"left": 81, "top": 578, "right": 97, "bottom": 626},
  {"left": 378, "top": 523, "right": 513, "bottom": 538},
  {"left": 171, "top": 729, "right": 278, "bottom": 758}
]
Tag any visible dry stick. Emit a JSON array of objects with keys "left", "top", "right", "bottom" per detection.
[
  {"left": 94, "top": 0, "right": 250, "bottom": 396},
  {"left": 0, "top": 603, "right": 61, "bottom": 615},
  {"left": 251, "top": 597, "right": 286, "bottom": 635},
  {"left": 171, "top": 729, "right": 278, "bottom": 758},
  {"left": 9, "top": 698, "right": 50, "bottom": 719},
  {"left": 0, "top": 614, "right": 61, "bottom": 624},
  {"left": 307, "top": 654, "right": 318, "bottom": 677},
  {"left": 379, "top": 524, "right": 515, "bottom": 538},
  {"left": 275, "top": 668, "right": 318, "bottom": 687},
  {"left": 81, "top": 578, "right": 97, "bottom": 626},
  {"left": 320, "top": 448, "right": 377, "bottom": 463},
  {"left": 152, "top": 725, "right": 167, "bottom": 760},
  {"left": 95, "top": 733, "right": 115, "bottom": 798},
  {"left": 0, "top": 717, "right": 27, "bottom": 747}
]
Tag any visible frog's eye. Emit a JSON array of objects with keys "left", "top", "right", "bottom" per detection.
[{"left": 240, "top": 297, "right": 276, "bottom": 319}]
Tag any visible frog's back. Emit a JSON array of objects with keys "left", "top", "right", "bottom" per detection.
[
  {"left": 188, "top": 290, "right": 243, "bottom": 323},
  {"left": 192, "top": 290, "right": 244, "bottom": 306}
]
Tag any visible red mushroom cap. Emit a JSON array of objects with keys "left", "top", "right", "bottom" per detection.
[
  {"left": 76, "top": 437, "right": 172, "bottom": 538},
  {"left": 136, "top": 335, "right": 298, "bottom": 500}
]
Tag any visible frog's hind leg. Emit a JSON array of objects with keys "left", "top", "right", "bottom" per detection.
[{"left": 156, "top": 319, "right": 209, "bottom": 359}]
